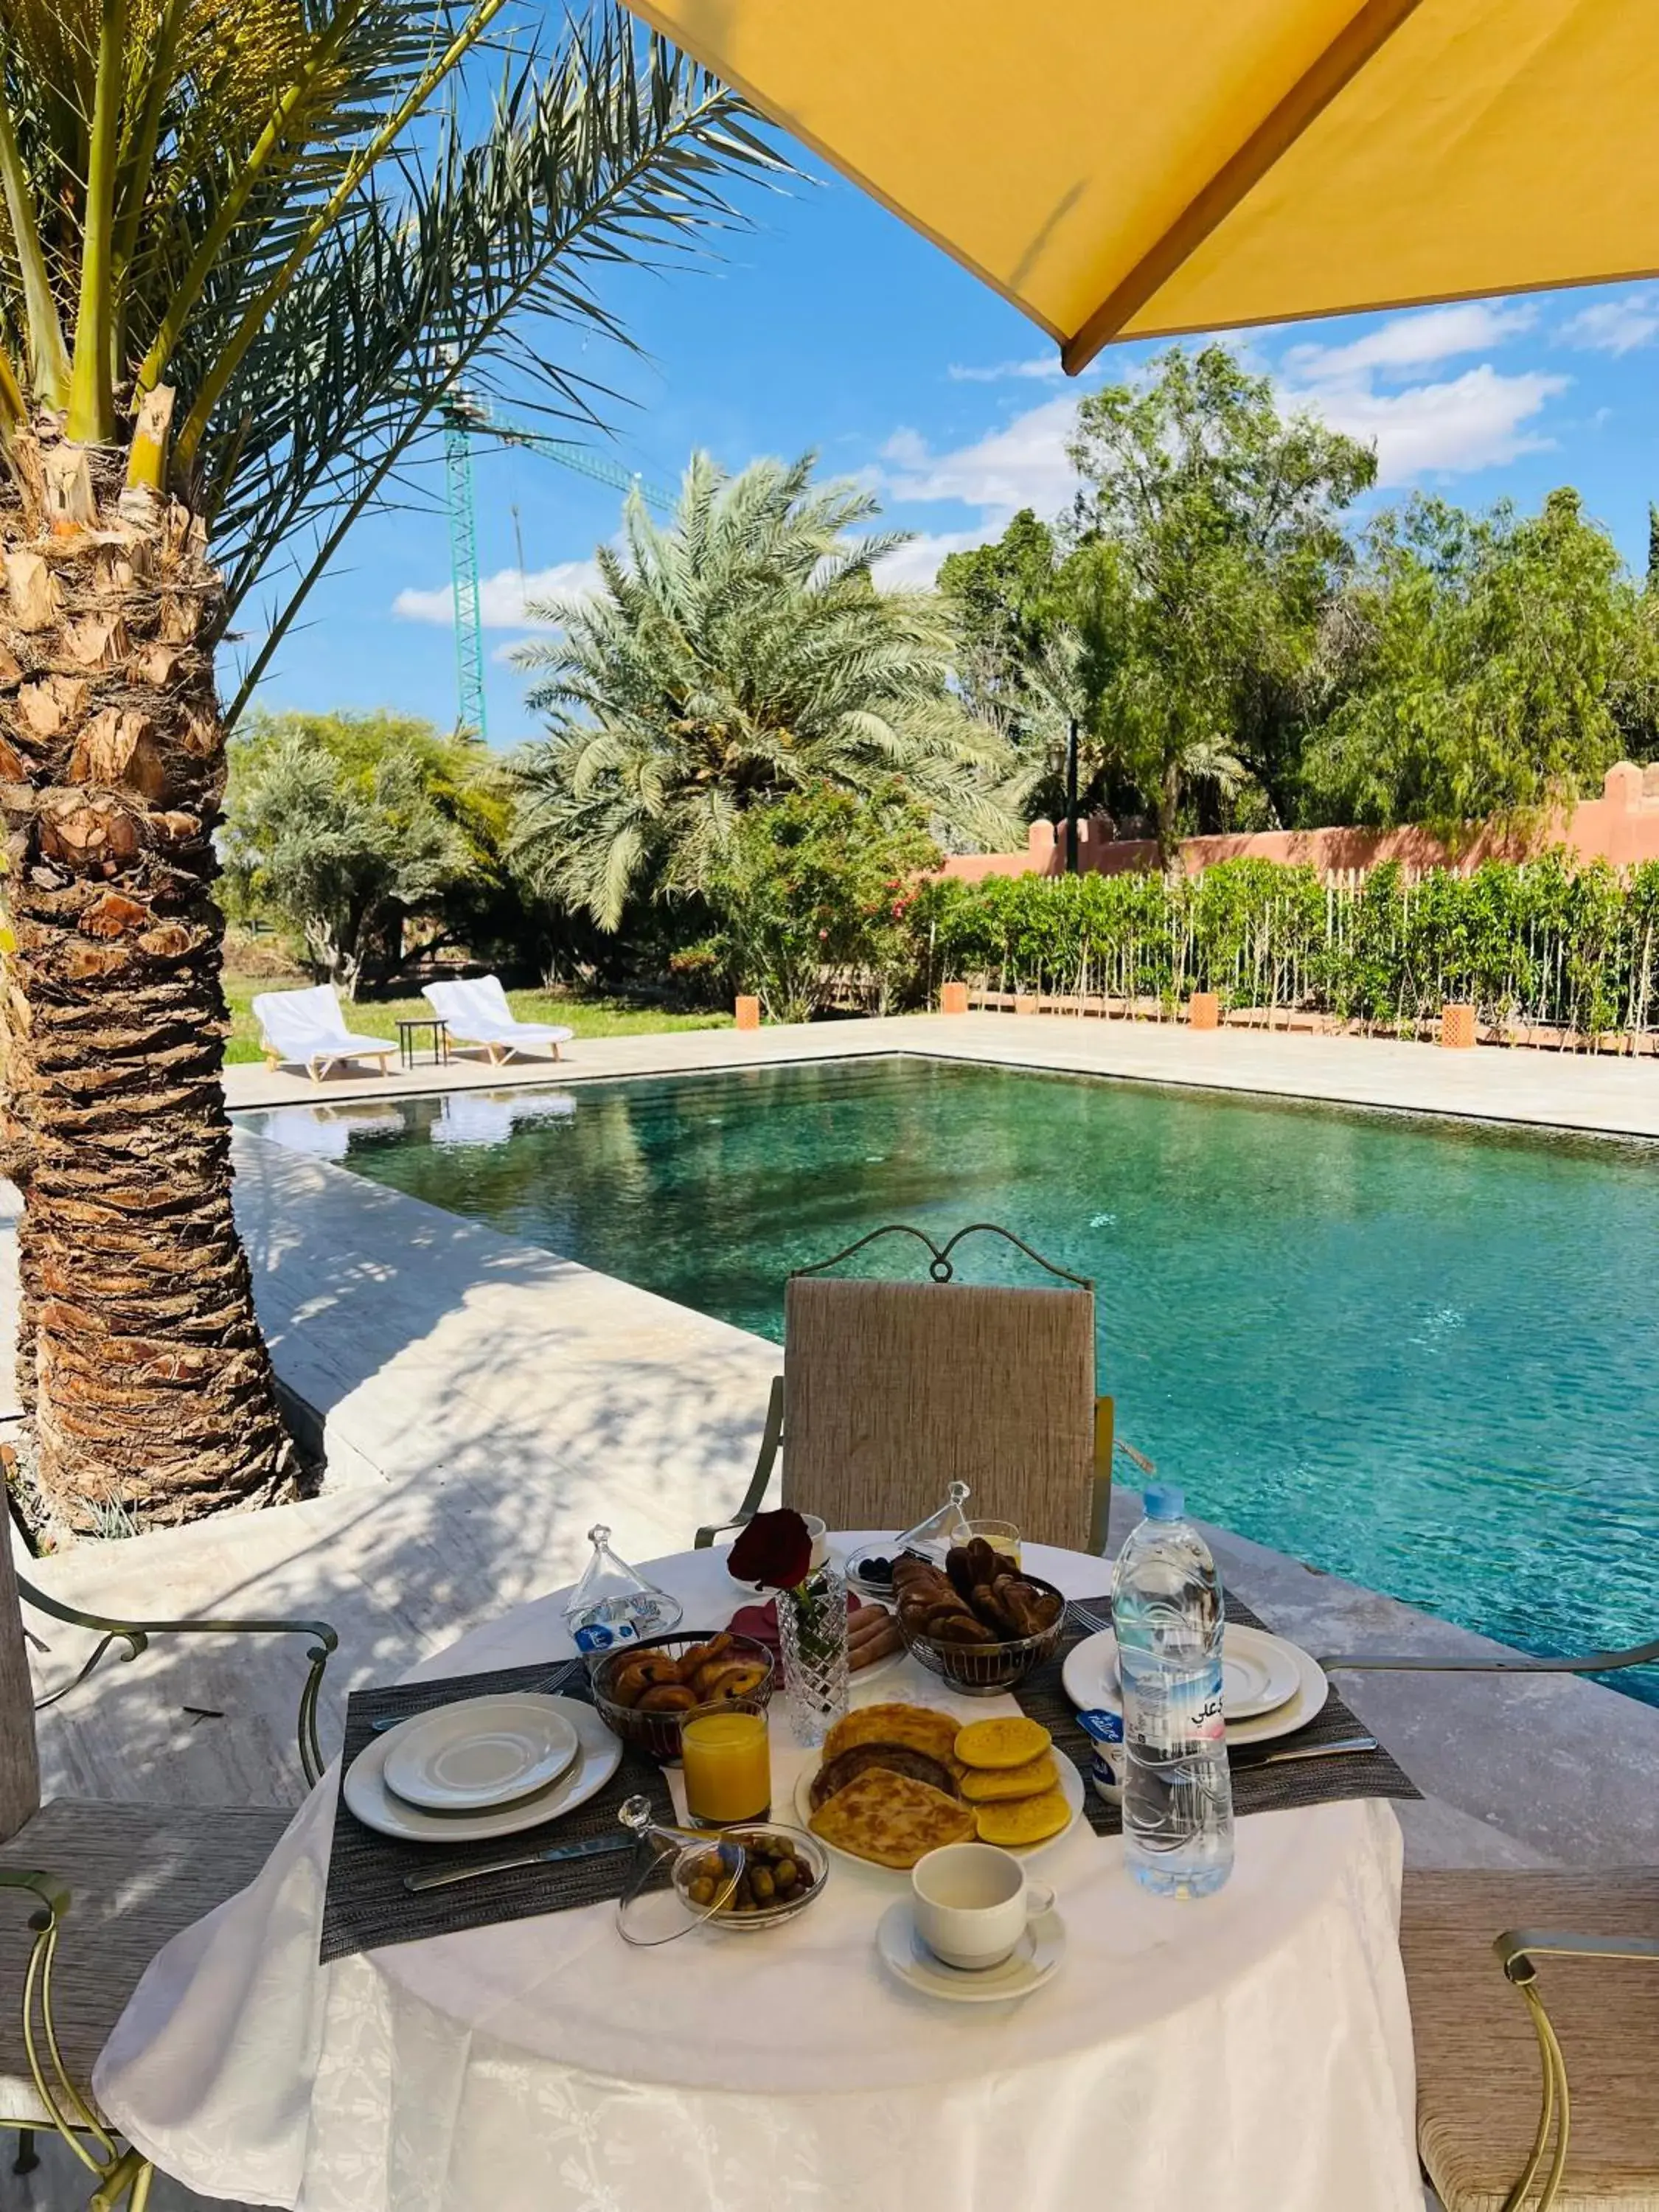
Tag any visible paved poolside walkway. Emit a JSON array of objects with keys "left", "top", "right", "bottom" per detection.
[{"left": 227, "top": 1007, "right": 1659, "bottom": 1138}]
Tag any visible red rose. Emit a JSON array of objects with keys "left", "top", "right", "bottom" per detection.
[{"left": 728, "top": 1507, "right": 813, "bottom": 1590}]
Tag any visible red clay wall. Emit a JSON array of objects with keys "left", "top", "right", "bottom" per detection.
[{"left": 941, "top": 762, "right": 1659, "bottom": 883}]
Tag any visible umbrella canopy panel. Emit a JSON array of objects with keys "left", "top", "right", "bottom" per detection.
[{"left": 627, "top": 0, "right": 1659, "bottom": 371}]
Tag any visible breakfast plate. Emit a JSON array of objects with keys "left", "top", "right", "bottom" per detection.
[
  {"left": 383, "top": 1694, "right": 580, "bottom": 1813},
  {"left": 796, "top": 1745, "right": 1085, "bottom": 1868},
  {"left": 876, "top": 1899, "right": 1065, "bottom": 2003},
  {"left": 345, "top": 1695, "right": 621, "bottom": 1843},
  {"left": 1062, "top": 1629, "right": 1329, "bottom": 1748}
]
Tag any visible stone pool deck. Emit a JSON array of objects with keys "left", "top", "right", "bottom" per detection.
[{"left": 226, "top": 1005, "right": 1659, "bottom": 1138}]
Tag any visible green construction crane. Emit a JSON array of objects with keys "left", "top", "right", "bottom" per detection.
[{"left": 440, "top": 392, "right": 673, "bottom": 739}]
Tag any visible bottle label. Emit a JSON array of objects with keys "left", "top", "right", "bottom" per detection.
[
  {"left": 1121, "top": 1658, "right": 1225, "bottom": 1755},
  {"left": 573, "top": 1618, "right": 641, "bottom": 1655}
]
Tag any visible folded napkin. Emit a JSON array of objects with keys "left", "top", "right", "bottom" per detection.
[{"left": 726, "top": 1589, "right": 874, "bottom": 1657}]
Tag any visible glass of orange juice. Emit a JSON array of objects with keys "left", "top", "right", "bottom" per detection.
[
  {"left": 967, "top": 1518, "right": 1022, "bottom": 1566},
  {"left": 681, "top": 1697, "right": 771, "bottom": 1827}
]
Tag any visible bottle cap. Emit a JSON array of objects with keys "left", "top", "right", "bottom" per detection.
[{"left": 1144, "top": 1484, "right": 1185, "bottom": 1521}]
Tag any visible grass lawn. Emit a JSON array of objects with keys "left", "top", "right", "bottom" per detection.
[{"left": 222, "top": 973, "right": 730, "bottom": 1065}]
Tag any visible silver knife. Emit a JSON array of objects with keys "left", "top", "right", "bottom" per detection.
[
  {"left": 405, "top": 1832, "right": 633, "bottom": 1892},
  {"left": 1235, "top": 1733, "right": 1378, "bottom": 1768}
]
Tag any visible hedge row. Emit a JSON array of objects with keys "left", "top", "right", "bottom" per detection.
[{"left": 908, "top": 855, "right": 1659, "bottom": 1038}]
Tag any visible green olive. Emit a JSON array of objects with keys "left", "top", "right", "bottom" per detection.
[
  {"left": 686, "top": 1877, "right": 715, "bottom": 1907},
  {"left": 749, "top": 1865, "right": 775, "bottom": 1902},
  {"left": 772, "top": 1857, "right": 799, "bottom": 1891}
]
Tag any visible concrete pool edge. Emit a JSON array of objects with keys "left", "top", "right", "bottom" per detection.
[{"left": 223, "top": 1010, "right": 1659, "bottom": 1144}]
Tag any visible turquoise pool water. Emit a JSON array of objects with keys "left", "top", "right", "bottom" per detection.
[{"left": 242, "top": 1057, "right": 1659, "bottom": 1697}]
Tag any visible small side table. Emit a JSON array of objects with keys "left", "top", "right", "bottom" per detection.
[{"left": 396, "top": 1016, "right": 449, "bottom": 1070}]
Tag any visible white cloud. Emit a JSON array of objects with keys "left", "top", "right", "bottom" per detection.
[
  {"left": 947, "top": 356, "right": 1065, "bottom": 384},
  {"left": 1281, "top": 301, "right": 1537, "bottom": 383},
  {"left": 1282, "top": 363, "right": 1567, "bottom": 484},
  {"left": 392, "top": 559, "right": 601, "bottom": 630},
  {"left": 1558, "top": 291, "right": 1659, "bottom": 356},
  {"left": 880, "top": 393, "right": 1081, "bottom": 526},
  {"left": 1275, "top": 303, "right": 1565, "bottom": 483},
  {"left": 871, "top": 531, "right": 984, "bottom": 589}
]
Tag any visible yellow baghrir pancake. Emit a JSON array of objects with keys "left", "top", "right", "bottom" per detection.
[
  {"left": 808, "top": 1770, "right": 976, "bottom": 1869},
  {"left": 822, "top": 1703, "right": 961, "bottom": 1766},
  {"left": 959, "top": 1751, "right": 1060, "bottom": 1803}
]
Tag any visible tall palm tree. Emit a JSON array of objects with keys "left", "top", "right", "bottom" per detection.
[
  {"left": 0, "top": 1, "right": 775, "bottom": 1529},
  {"left": 509, "top": 451, "right": 1019, "bottom": 926}
]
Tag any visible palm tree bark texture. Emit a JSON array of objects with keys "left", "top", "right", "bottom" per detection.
[{"left": 0, "top": 427, "right": 289, "bottom": 1527}]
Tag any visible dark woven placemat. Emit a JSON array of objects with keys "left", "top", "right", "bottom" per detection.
[
  {"left": 321, "top": 1659, "right": 674, "bottom": 1964},
  {"left": 1016, "top": 1593, "right": 1420, "bottom": 1840}
]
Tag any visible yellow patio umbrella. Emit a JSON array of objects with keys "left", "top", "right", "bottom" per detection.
[{"left": 622, "top": 0, "right": 1659, "bottom": 371}]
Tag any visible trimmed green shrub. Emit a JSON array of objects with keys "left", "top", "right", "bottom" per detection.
[{"left": 909, "top": 855, "right": 1659, "bottom": 1040}]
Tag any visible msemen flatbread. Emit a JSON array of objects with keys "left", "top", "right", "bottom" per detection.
[
  {"left": 822, "top": 1703, "right": 961, "bottom": 1766},
  {"left": 808, "top": 1770, "right": 975, "bottom": 1868}
]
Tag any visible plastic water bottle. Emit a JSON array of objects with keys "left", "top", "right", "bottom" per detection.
[{"left": 1112, "top": 1484, "right": 1234, "bottom": 1897}]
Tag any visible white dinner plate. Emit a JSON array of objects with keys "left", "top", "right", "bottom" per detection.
[
  {"left": 796, "top": 1745, "right": 1085, "bottom": 1869},
  {"left": 345, "top": 1696, "right": 621, "bottom": 1844},
  {"left": 876, "top": 1899, "right": 1065, "bottom": 2003},
  {"left": 1061, "top": 1629, "right": 1329, "bottom": 1748},
  {"left": 1062, "top": 1624, "right": 1301, "bottom": 1722},
  {"left": 382, "top": 1694, "right": 580, "bottom": 1814}
]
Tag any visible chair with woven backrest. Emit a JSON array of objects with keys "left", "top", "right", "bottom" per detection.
[
  {"left": 697, "top": 1222, "right": 1131, "bottom": 1555},
  {"left": 1400, "top": 1867, "right": 1659, "bottom": 2212},
  {"left": 0, "top": 1527, "right": 338, "bottom": 2208}
]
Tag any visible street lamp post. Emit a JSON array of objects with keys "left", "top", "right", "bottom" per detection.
[{"left": 1065, "top": 715, "right": 1080, "bottom": 874}]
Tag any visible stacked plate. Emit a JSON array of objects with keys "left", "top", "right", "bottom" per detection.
[
  {"left": 1062, "top": 1624, "right": 1328, "bottom": 1746},
  {"left": 344, "top": 1693, "right": 623, "bottom": 1843}
]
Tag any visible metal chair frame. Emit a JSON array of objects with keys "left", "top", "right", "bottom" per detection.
[
  {"left": 1321, "top": 1633, "right": 1659, "bottom": 1695},
  {"left": 0, "top": 1543, "right": 340, "bottom": 2202},
  {"left": 0, "top": 1867, "right": 154, "bottom": 2208},
  {"left": 16, "top": 1570, "right": 337, "bottom": 1788},
  {"left": 1486, "top": 1925, "right": 1659, "bottom": 2212}
]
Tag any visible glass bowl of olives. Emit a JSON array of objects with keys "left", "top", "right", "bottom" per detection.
[{"left": 672, "top": 1823, "right": 829, "bottom": 1930}]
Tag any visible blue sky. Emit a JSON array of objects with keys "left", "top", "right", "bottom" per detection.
[{"left": 240, "top": 148, "right": 1659, "bottom": 750}]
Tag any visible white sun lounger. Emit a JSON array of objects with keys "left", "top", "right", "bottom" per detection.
[
  {"left": 422, "top": 975, "right": 574, "bottom": 1063},
  {"left": 252, "top": 984, "right": 397, "bottom": 1084}
]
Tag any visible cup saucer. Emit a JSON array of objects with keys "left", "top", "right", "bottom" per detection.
[{"left": 875, "top": 1899, "right": 1065, "bottom": 2003}]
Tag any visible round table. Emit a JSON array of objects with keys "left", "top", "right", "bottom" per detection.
[{"left": 94, "top": 1537, "right": 1420, "bottom": 2212}]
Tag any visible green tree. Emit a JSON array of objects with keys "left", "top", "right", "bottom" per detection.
[
  {"left": 509, "top": 451, "right": 1018, "bottom": 927},
  {"left": 223, "top": 712, "right": 508, "bottom": 992},
  {"left": 0, "top": 1, "right": 773, "bottom": 1526},
  {"left": 698, "top": 779, "right": 940, "bottom": 1023},
  {"left": 1064, "top": 344, "right": 1376, "bottom": 848},
  {"left": 1303, "top": 490, "right": 1645, "bottom": 833},
  {"left": 937, "top": 508, "right": 1062, "bottom": 745}
]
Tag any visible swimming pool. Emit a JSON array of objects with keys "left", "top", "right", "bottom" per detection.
[{"left": 241, "top": 1056, "right": 1659, "bottom": 1697}]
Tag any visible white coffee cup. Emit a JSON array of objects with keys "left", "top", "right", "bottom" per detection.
[{"left": 911, "top": 1842, "right": 1056, "bottom": 1971}]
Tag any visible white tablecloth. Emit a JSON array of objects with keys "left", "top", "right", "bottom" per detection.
[{"left": 94, "top": 1538, "right": 1419, "bottom": 2212}]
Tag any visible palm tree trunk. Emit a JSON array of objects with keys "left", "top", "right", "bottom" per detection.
[{"left": 0, "top": 426, "right": 291, "bottom": 1529}]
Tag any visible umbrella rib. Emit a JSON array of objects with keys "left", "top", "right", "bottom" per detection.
[{"left": 1061, "top": 0, "right": 1430, "bottom": 375}]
